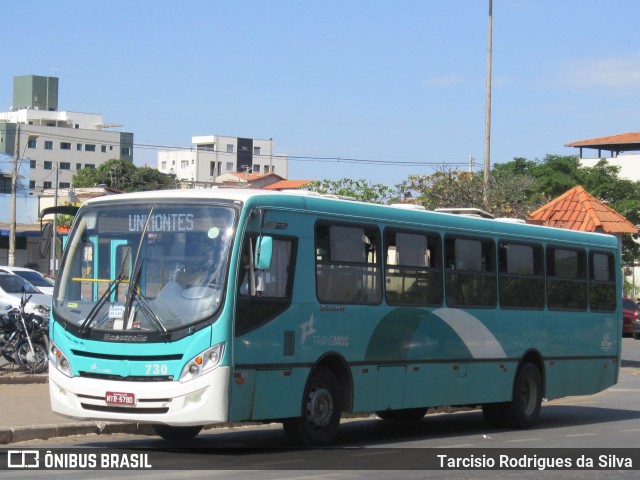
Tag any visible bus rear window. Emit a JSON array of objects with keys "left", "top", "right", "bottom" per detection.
[{"left": 589, "top": 251, "right": 616, "bottom": 312}]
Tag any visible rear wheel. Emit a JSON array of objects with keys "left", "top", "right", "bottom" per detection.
[
  {"left": 482, "top": 362, "right": 542, "bottom": 429},
  {"left": 152, "top": 424, "right": 203, "bottom": 441},
  {"left": 504, "top": 362, "right": 542, "bottom": 428},
  {"left": 283, "top": 366, "right": 342, "bottom": 446}
]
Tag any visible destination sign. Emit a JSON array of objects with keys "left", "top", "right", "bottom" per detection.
[{"left": 128, "top": 213, "right": 194, "bottom": 232}]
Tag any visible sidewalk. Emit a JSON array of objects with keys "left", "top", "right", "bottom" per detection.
[{"left": 0, "top": 362, "right": 151, "bottom": 444}]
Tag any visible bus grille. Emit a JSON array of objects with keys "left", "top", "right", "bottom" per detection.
[
  {"left": 72, "top": 350, "right": 182, "bottom": 361},
  {"left": 79, "top": 372, "right": 173, "bottom": 382}
]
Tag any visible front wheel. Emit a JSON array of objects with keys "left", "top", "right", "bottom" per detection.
[
  {"left": 15, "top": 339, "right": 48, "bottom": 373},
  {"left": 283, "top": 366, "right": 342, "bottom": 446},
  {"left": 152, "top": 424, "right": 203, "bottom": 441}
]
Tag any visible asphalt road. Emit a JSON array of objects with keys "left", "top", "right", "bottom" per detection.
[{"left": 4, "top": 338, "right": 640, "bottom": 479}]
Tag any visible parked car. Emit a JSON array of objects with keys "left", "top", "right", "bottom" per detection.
[
  {"left": 0, "top": 272, "right": 51, "bottom": 316},
  {"left": 622, "top": 297, "right": 638, "bottom": 336},
  {"left": 0, "top": 266, "right": 54, "bottom": 295}
]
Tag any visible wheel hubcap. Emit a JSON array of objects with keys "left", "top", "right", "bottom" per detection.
[{"left": 306, "top": 386, "right": 333, "bottom": 428}]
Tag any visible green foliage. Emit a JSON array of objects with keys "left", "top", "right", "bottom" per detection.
[
  {"left": 72, "top": 159, "right": 176, "bottom": 192},
  {"left": 304, "top": 178, "right": 404, "bottom": 204}
]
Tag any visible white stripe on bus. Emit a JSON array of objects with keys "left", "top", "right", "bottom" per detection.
[{"left": 432, "top": 308, "right": 507, "bottom": 359}]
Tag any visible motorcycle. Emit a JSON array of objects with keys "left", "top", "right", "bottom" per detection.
[
  {"left": 0, "top": 305, "right": 20, "bottom": 364},
  {"left": 0, "top": 292, "right": 49, "bottom": 373}
]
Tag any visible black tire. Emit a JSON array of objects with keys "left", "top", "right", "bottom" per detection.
[
  {"left": 376, "top": 408, "right": 427, "bottom": 423},
  {"left": 152, "top": 424, "right": 203, "bottom": 441},
  {"left": 633, "top": 331, "right": 640, "bottom": 340},
  {"left": 2, "top": 334, "right": 19, "bottom": 363},
  {"left": 283, "top": 366, "right": 342, "bottom": 446},
  {"left": 2, "top": 353, "right": 16, "bottom": 364},
  {"left": 14, "top": 339, "right": 48, "bottom": 373},
  {"left": 502, "top": 362, "right": 542, "bottom": 429}
]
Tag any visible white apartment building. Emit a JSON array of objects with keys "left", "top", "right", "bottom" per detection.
[
  {"left": 0, "top": 75, "right": 134, "bottom": 193},
  {"left": 157, "top": 135, "right": 287, "bottom": 184}
]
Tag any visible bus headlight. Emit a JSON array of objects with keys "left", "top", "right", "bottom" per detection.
[
  {"left": 179, "top": 342, "right": 225, "bottom": 383},
  {"left": 50, "top": 340, "right": 74, "bottom": 378}
]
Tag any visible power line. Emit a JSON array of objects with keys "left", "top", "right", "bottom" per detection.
[{"left": 13, "top": 127, "right": 479, "bottom": 170}]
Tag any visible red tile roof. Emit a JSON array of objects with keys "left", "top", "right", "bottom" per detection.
[
  {"left": 565, "top": 132, "right": 640, "bottom": 151},
  {"left": 263, "top": 180, "right": 313, "bottom": 190},
  {"left": 527, "top": 186, "right": 637, "bottom": 234}
]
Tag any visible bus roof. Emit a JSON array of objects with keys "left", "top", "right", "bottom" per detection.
[{"left": 81, "top": 188, "right": 619, "bottom": 249}]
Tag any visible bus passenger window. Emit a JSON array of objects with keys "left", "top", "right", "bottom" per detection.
[
  {"left": 589, "top": 251, "right": 616, "bottom": 312},
  {"left": 315, "top": 223, "right": 381, "bottom": 305},
  {"left": 384, "top": 230, "right": 442, "bottom": 306},
  {"left": 498, "top": 241, "right": 544, "bottom": 309},
  {"left": 547, "top": 246, "right": 587, "bottom": 310},
  {"left": 444, "top": 236, "right": 496, "bottom": 307}
]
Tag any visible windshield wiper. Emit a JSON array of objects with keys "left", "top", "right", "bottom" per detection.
[
  {"left": 125, "top": 286, "right": 168, "bottom": 337},
  {"left": 122, "top": 206, "right": 168, "bottom": 337},
  {"left": 80, "top": 249, "right": 130, "bottom": 335}
]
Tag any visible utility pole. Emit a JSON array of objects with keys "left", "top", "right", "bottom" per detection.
[
  {"left": 483, "top": 0, "right": 493, "bottom": 208},
  {"left": 51, "top": 166, "right": 59, "bottom": 277},
  {"left": 8, "top": 124, "right": 20, "bottom": 267}
]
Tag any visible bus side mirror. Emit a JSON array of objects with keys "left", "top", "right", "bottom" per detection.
[{"left": 255, "top": 236, "right": 273, "bottom": 270}]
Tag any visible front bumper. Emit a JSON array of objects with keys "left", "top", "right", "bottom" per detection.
[{"left": 49, "top": 363, "right": 230, "bottom": 426}]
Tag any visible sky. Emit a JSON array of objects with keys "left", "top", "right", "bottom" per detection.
[{"left": 3, "top": 0, "right": 640, "bottom": 187}]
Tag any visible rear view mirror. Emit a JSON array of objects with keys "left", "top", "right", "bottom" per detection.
[{"left": 255, "top": 236, "right": 273, "bottom": 270}]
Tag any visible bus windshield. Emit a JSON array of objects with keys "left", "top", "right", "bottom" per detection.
[{"left": 54, "top": 203, "right": 236, "bottom": 333}]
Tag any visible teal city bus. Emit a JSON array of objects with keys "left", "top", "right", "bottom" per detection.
[{"left": 48, "top": 189, "right": 621, "bottom": 445}]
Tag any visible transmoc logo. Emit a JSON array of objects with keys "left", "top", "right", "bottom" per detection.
[{"left": 300, "top": 315, "right": 317, "bottom": 345}]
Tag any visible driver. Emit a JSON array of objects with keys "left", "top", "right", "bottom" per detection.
[{"left": 153, "top": 253, "right": 219, "bottom": 325}]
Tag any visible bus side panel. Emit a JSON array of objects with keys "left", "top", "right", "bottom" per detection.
[
  {"left": 545, "top": 358, "right": 618, "bottom": 399},
  {"left": 375, "top": 366, "right": 406, "bottom": 411},
  {"left": 252, "top": 369, "right": 293, "bottom": 419},
  {"left": 455, "top": 362, "right": 516, "bottom": 405},
  {"left": 402, "top": 363, "right": 460, "bottom": 409},
  {"left": 229, "top": 369, "right": 309, "bottom": 422}
]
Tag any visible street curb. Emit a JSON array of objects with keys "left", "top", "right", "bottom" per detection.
[
  {"left": 0, "top": 374, "right": 48, "bottom": 385},
  {"left": 0, "top": 422, "right": 155, "bottom": 445}
]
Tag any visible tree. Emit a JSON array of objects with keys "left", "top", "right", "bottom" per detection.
[
  {"left": 304, "top": 178, "right": 402, "bottom": 204},
  {"left": 404, "top": 165, "right": 540, "bottom": 218},
  {"left": 72, "top": 159, "right": 176, "bottom": 192}
]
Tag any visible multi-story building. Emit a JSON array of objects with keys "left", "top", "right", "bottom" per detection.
[
  {"left": 0, "top": 75, "right": 134, "bottom": 193},
  {"left": 157, "top": 135, "right": 287, "bottom": 184}
]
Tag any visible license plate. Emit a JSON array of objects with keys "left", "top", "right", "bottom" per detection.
[{"left": 105, "top": 391, "right": 136, "bottom": 406}]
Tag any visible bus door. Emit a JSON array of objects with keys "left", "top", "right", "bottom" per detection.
[{"left": 109, "top": 240, "right": 132, "bottom": 301}]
